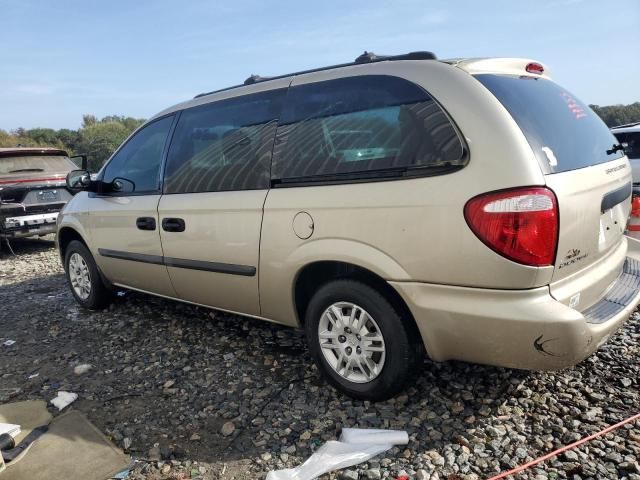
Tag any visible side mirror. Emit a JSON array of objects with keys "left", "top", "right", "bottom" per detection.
[
  {"left": 69, "top": 154, "right": 88, "bottom": 171},
  {"left": 111, "top": 177, "right": 135, "bottom": 193},
  {"left": 66, "top": 169, "right": 92, "bottom": 191}
]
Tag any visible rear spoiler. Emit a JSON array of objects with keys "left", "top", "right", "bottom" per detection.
[{"left": 444, "top": 57, "right": 552, "bottom": 79}]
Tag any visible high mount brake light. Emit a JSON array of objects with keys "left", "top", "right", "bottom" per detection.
[
  {"left": 464, "top": 187, "right": 559, "bottom": 266},
  {"left": 526, "top": 62, "right": 544, "bottom": 75}
]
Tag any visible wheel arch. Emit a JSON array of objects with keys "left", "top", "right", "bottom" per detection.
[
  {"left": 293, "top": 260, "right": 420, "bottom": 340},
  {"left": 57, "top": 226, "right": 88, "bottom": 263}
]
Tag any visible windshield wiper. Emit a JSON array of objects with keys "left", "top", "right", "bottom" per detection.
[
  {"left": 606, "top": 144, "right": 625, "bottom": 155},
  {"left": 8, "top": 168, "right": 45, "bottom": 173}
]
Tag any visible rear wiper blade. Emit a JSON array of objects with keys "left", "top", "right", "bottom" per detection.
[
  {"left": 8, "top": 168, "right": 45, "bottom": 173},
  {"left": 606, "top": 144, "right": 625, "bottom": 155}
]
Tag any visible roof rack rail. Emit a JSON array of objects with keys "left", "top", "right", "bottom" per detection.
[
  {"left": 194, "top": 50, "right": 438, "bottom": 99},
  {"left": 355, "top": 50, "right": 437, "bottom": 63},
  {"left": 244, "top": 74, "right": 272, "bottom": 85}
]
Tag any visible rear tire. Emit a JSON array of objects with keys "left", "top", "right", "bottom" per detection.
[
  {"left": 305, "top": 279, "right": 421, "bottom": 401},
  {"left": 64, "top": 240, "right": 112, "bottom": 310}
]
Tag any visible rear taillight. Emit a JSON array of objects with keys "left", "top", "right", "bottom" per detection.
[{"left": 464, "top": 187, "right": 558, "bottom": 266}]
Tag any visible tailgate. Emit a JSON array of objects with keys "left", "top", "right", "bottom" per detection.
[{"left": 546, "top": 157, "right": 631, "bottom": 308}]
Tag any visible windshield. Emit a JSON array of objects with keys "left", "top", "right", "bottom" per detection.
[
  {"left": 0, "top": 155, "right": 76, "bottom": 175},
  {"left": 475, "top": 74, "right": 625, "bottom": 174}
]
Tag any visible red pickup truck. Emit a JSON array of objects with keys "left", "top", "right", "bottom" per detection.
[{"left": 0, "top": 148, "right": 79, "bottom": 239}]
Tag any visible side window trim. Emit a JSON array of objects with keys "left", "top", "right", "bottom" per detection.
[
  {"left": 159, "top": 111, "right": 182, "bottom": 194},
  {"left": 96, "top": 113, "right": 176, "bottom": 197}
]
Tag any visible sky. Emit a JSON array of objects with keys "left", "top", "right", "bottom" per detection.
[{"left": 0, "top": 0, "right": 638, "bottom": 131}]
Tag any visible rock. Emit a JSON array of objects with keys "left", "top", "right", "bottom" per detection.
[
  {"left": 416, "top": 470, "right": 430, "bottom": 480},
  {"left": 563, "top": 450, "right": 579, "bottom": 461},
  {"left": 365, "top": 468, "right": 382, "bottom": 480},
  {"left": 148, "top": 445, "right": 161, "bottom": 462},
  {"left": 261, "top": 452, "right": 272, "bottom": 462},
  {"left": 163, "top": 379, "right": 175, "bottom": 389},
  {"left": 339, "top": 470, "right": 359, "bottom": 480},
  {"left": 190, "top": 432, "right": 201, "bottom": 441},
  {"left": 73, "top": 363, "right": 91, "bottom": 375},
  {"left": 221, "top": 421, "right": 235, "bottom": 436},
  {"left": 300, "top": 430, "right": 312, "bottom": 441},
  {"left": 486, "top": 425, "right": 507, "bottom": 438}
]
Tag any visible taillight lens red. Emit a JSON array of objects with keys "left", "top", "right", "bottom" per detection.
[
  {"left": 631, "top": 195, "right": 640, "bottom": 218},
  {"left": 464, "top": 187, "right": 558, "bottom": 266}
]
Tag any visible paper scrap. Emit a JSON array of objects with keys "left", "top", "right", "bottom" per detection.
[{"left": 50, "top": 391, "right": 78, "bottom": 410}]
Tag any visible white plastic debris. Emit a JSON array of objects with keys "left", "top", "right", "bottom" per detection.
[
  {"left": 50, "top": 391, "right": 78, "bottom": 410},
  {"left": 266, "top": 428, "right": 409, "bottom": 480},
  {"left": 74, "top": 363, "right": 92, "bottom": 375},
  {"left": 2, "top": 340, "right": 16, "bottom": 347}
]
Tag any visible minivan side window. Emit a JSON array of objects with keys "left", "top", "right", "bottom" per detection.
[
  {"left": 271, "top": 75, "right": 465, "bottom": 184},
  {"left": 102, "top": 116, "right": 174, "bottom": 193},
  {"left": 163, "top": 89, "right": 286, "bottom": 194}
]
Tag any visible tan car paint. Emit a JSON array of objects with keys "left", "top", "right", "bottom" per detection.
[
  {"left": 546, "top": 157, "right": 631, "bottom": 309},
  {"left": 158, "top": 190, "right": 266, "bottom": 316},
  {"left": 57, "top": 57, "right": 640, "bottom": 373},
  {"left": 87, "top": 194, "right": 176, "bottom": 297}
]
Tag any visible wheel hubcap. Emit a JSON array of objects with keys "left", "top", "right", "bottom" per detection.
[
  {"left": 318, "top": 302, "right": 386, "bottom": 383},
  {"left": 68, "top": 253, "right": 91, "bottom": 300}
]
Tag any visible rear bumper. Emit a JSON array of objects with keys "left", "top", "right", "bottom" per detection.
[
  {"left": 0, "top": 211, "right": 59, "bottom": 238},
  {"left": 390, "top": 247, "right": 640, "bottom": 370}
]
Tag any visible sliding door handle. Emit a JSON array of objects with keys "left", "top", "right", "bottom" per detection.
[
  {"left": 162, "top": 218, "right": 186, "bottom": 232},
  {"left": 136, "top": 217, "right": 156, "bottom": 231}
]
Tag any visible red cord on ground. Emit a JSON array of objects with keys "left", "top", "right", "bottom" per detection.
[{"left": 486, "top": 412, "right": 640, "bottom": 480}]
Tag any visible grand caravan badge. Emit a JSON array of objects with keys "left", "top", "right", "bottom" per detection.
[{"left": 558, "top": 248, "right": 588, "bottom": 269}]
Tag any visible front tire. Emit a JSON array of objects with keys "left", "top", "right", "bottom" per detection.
[
  {"left": 64, "top": 240, "right": 112, "bottom": 310},
  {"left": 305, "top": 279, "right": 421, "bottom": 401}
]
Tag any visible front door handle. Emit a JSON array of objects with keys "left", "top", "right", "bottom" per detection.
[
  {"left": 136, "top": 217, "right": 156, "bottom": 231},
  {"left": 162, "top": 217, "right": 186, "bottom": 232}
]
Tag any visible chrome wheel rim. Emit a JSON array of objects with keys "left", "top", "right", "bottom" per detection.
[
  {"left": 318, "top": 302, "right": 386, "bottom": 384},
  {"left": 68, "top": 253, "right": 91, "bottom": 300}
]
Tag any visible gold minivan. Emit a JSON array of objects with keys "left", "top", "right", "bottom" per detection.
[{"left": 58, "top": 52, "right": 640, "bottom": 400}]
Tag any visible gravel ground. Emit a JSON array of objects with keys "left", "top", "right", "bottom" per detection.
[{"left": 0, "top": 236, "right": 638, "bottom": 480}]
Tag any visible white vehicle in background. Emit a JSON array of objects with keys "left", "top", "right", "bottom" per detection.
[
  {"left": 611, "top": 122, "right": 640, "bottom": 186},
  {"left": 612, "top": 122, "right": 640, "bottom": 236}
]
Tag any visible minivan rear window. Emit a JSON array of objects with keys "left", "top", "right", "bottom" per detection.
[{"left": 475, "top": 74, "right": 624, "bottom": 174}]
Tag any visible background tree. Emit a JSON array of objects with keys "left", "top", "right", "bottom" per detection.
[
  {"left": 589, "top": 102, "right": 640, "bottom": 127},
  {"left": 0, "top": 115, "right": 144, "bottom": 170}
]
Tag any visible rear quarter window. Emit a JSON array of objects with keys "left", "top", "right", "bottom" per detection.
[
  {"left": 271, "top": 75, "right": 466, "bottom": 184},
  {"left": 475, "top": 74, "right": 624, "bottom": 174}
]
